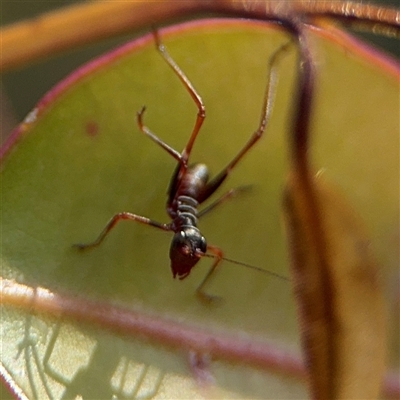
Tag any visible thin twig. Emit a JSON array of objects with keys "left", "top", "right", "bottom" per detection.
[{"left": 1, "top": 0, "right": 399, "bottom": 72}]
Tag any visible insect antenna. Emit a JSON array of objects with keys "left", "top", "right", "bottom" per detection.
[{"left": 202, "top": 253, "right": 289, "bottom": 282}]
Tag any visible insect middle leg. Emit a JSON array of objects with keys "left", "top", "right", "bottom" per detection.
[
  {"left": 197, "top": 185, "right": 251, "bottom": 219},
  {"left": 74, "top": 212, "right": 170, "bottom": 250}
]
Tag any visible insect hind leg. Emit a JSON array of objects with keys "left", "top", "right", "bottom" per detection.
[
  {"left": 137, "top": 106, "right": 182, "bottom": 163},
  {"left": 135, "top": 30, "right": 206, "bottom": 169},
  {"left": 153, "top": 30, "right": 206, "bottom": 165},
  {"left": 198, "top": 41, "right": 292, "bottom": 203}
]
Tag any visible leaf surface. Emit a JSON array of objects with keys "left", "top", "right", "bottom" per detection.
[{"left": 1, "top": 19, "right": 398, "bottom": 399}]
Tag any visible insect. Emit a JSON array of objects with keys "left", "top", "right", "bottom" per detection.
[{"left": 75, "top": 31, "right": 289, "bottom": 302}]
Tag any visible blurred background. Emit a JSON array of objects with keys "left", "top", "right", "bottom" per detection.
[{"left": 1, "top": 0, "right": 399, "bottom": 143}]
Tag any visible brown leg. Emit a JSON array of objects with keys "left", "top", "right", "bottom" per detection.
[
  {"left": 196, "top": 245, "right": 224, "bottom": 303},
  {"left": 197, "top": 185, "right": 251, "bottom": 218},
  {"left": 74, "top": 212, "right": 170, "bottom": 250},
  {"left": 136, "top": 106, "right": 182, "bottom": 162},
  {"left": 135, "top": 31, "right": 207, "bottom": 186},
  {"left": 199, "top": 41, "right": 292, "bottom": 203},
  {"left": 153, "top": 30, "right": 206, "bottom": 165}
]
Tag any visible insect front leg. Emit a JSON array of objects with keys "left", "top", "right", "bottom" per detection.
[
  {"left": 74, "top": 212, "right": 170, "bottom": 250},
  {"left": 196, "top": 245, "right": 224, "bottom": 303}
]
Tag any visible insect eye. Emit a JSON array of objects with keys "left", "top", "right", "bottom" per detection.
[{"left": 198, "top": 237, "right": 207, "bottom": 254}]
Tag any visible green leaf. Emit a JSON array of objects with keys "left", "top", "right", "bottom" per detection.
[{"left": 1, "top": 19, "right": 398, "bottom": 399}]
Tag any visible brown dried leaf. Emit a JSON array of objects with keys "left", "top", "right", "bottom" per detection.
[{"left": 284, "top": 172, "right": 387, "bottom": 399}]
